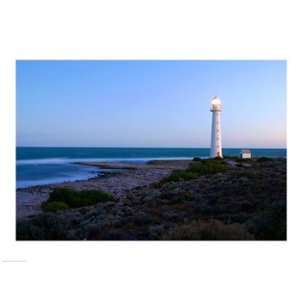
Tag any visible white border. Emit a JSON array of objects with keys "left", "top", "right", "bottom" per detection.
[{"left": 0, "top": 1, "right": 299, "bottom": 300}]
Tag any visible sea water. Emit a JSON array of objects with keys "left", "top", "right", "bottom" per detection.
[{"left": 16, "top": 147, "right": 286, "bottom": 188}]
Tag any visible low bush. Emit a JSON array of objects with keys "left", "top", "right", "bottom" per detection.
[
  {"left": 159, "top": 170, "right": 199, "bottom": 184},
  {"left": 41, "top": 201, "right": 69, "bottom": 212},
  {"left": 42, "top": 188, "right": 115, "bottom": 212},
  {"left": 17, "top": 214, "right": 70, "bottom": 240},
  {"left": 158, "top": 159, "right": 228, "bottom": 185},
  {"left": 162, "top": 219, "right": 254, "bottom": 240},
  {"left": 192, "top": 157, "right": 202, "bottom": 161},
  {"left": 48, "top": 188, "right": 77, "bottom": 205},
  {"left": 189, "top": 159, "right": 227, "bottom": 175}
]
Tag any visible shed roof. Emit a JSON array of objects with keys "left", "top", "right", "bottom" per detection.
[{"left": 241, "top": 149, "right": 251, "bottom": 153}]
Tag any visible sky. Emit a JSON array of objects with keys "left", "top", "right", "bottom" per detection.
[{"left": 16, "top": 60, "right": 286, "bottom": 148}]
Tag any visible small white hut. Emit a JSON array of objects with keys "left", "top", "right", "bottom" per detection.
[{"left": 240, "top": 149, "right": 252, "bottom": 159}]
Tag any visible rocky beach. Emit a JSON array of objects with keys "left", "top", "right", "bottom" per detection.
[
  {"left": 16, "top": 160, "right": 191, "bottom": 219},
  {"left": 16, "top": 157, "right": 286, "bottom": 240}
]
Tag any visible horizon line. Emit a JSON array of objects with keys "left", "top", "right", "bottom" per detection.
[{"left": 16, "top": 146, "right": 287, "bottom": 149}]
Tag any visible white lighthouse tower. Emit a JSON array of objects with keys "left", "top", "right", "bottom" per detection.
[{"left": 210, "top": 96, "right": 223, "bottom": 158}]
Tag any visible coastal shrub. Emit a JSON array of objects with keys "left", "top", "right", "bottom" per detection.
[
  {"left": 44, "top": 188, "right": 114, "bottom": 210},
  {"left": 71, "top": 190, "right": 114, "bottom": 207},
  {"left": 16, "top": 214, "right": 70, "bottom": 240},
  {"left": 189, "top": 159, "right": 227, "bottom": 175},
  {"left": 192, "top": 157, "right": 202, "bottom": 161},
  {"left": 48, "top": 188, "right": 78, "bottom": 204},
  {"left": 41, "top": 201, "right": 69, "bottom": 212},
  {"left": 162, "top": 219, "right": 254, "bottom": 240},
  {"left": 158, "top": 159, "right": 228, "bottom": 185},
  {"left": 160, "top": 170, "right": 199, "bottom": 184}
]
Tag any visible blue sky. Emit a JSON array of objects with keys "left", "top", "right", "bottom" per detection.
[{"left": 16, "top": 60, "right": 286, "bottom": 148}]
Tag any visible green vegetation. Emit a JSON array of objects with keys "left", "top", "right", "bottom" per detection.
[
  {"left": 16, "top": 214, "right": 70, "bottom": 240},
  {"left": 192, "top": 157, "right": 202, "bottom": 161},
  {"left": 161, "top": 170, "right": 199, "bottom": 182},
  {"left": 16, "top": 159, "right": 286, "bottom": 241},
  {"left": 163, "top": 219, "right": 254, "bottom": 240},
  {"left": 41, "top": 188, "right": 114, "bottom": 212},
  {"left": 189, "top": 159, "right": 227, "bottom": 174},
  {"left": 159, "top": 159, "right": 228, "bottom": 185},
  {"left": 41, "top": 201, "right": 69, "bottom": 212}
]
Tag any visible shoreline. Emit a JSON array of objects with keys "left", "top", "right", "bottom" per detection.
[
  {"left": 16, "top": 159, "right": 192, "bottom": 220},
  {"left": 16, "top": 158, "right": 194, "bottom": 189},
  {"left": 16, "top": 157, "right": 287, "bottom": 240}
]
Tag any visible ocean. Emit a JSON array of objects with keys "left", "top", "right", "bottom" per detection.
[{"left": 16, "top": 147, "right": 286, "bottom": 188}]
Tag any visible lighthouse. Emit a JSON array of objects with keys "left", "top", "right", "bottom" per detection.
[{"left": 210, "top": 96, "right": 223, "bottom": 158}]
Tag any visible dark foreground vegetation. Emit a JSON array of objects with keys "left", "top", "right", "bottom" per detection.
[
  {"left": 41, "top": 188, "right": 114, "bottom": 212},
  {"left": 17, "top": 157, "right": 286, "bottom": 240}
]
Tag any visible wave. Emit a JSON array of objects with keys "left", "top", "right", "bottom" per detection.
[
  {"left": 17, "top": 172, "right": 100, "bottom": 189},
  {"left": 16, "top": 156, "right": 194, "bottom": 165},
  {"left": 16, "top": 158, "right": 70, "bottom": 165}
]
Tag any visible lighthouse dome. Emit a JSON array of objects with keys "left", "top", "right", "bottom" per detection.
[{"left": 211, "top": 96, "right": 222, "bottom": 111}]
